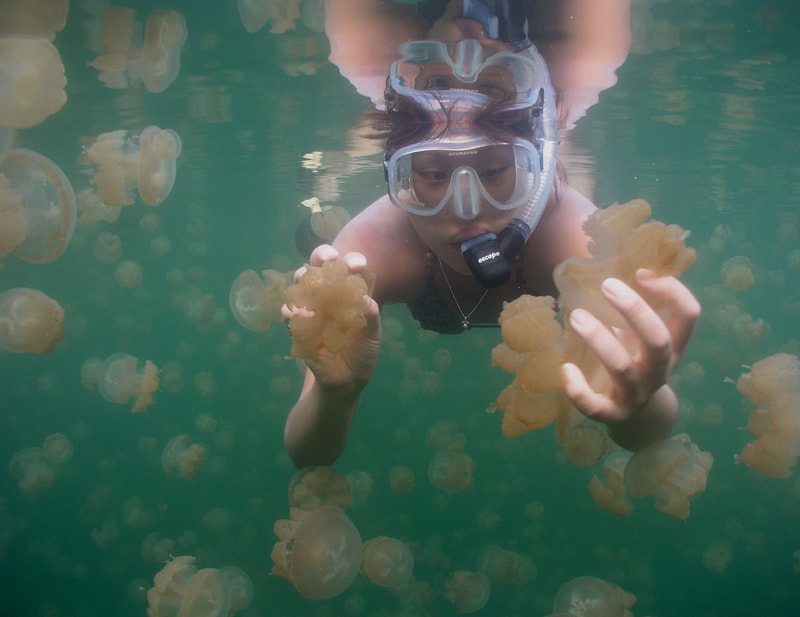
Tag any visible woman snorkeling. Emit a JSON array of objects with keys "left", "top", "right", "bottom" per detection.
[{"left": 282, "top": 1, "right": 700, "bottom": 468}]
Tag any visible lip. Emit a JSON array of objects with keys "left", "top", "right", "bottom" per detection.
[{"left": 449, "top": 226, "right": 492, "bottom": 245}]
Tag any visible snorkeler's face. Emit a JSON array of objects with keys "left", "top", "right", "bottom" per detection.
[{"left": 413, "top": 63, "right": 516, "bottom": 100}]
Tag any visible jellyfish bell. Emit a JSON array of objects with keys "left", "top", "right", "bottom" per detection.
[
  {"left": 0, "top": 148, "right": 76, "bottom": 263},
  {"left": 219, "top": 566, "right": 253, "bottom": 614},
  {"left": 443, "top": 570, "right": 490, "bottom": 614},
  {"left": 229, "top": 268, "right": 291, "bottom": 331},
  {"left": 161, "top": 434, "right": 206, "bottom": 480},
  {"left": 141, "top": 10, "right": 187, "bottom": 94},
  {"left": 552, "top": 576, "right": 636, "bottom": 617},
  {"left": 138, "top": 126, "right": 182, "bottom": 206},
  {"left": 360, "top": 536, "right": 414, "bottom": 588},
  {"left": 271, "top": 505, "right": 363, "bottom": 601},
  {"left": 97, "top": 352, "right": 159, "bottom": 413},
  {"left": 146, "top": 556, "right": 231, "bottom": 617},
  {"left": 288, "top": 466, "right": 352, "bottom": 511},
  {"left": 0, "top": 288, "right": 64, "bottom": 354},
  {"left": 720, "top": 256, "right": 755, "bottom": 293},
  {"left": 428, "top": 450, "right": 475, "bottom": 494},
  {"left": 42, "top": 433, "right": 73, "bottom": 466},
  {"left": 0, "top": 36, "right": 67, "bottom": 128}
]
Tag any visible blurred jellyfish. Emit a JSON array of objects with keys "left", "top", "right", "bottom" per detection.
[
  {"left": 8, "top": 447, "right": 54, "bottom": 495},
  {"left": 310, "top": 205, "right": 351, "bottom": 241},
  {"left": 161, "top": 434, "right": 206, "bottom": 480},
  {"left": 562, "top": 422, "right": 608, "bottom": 467},
  {"left": 389, "top": 465, "right": 415, "bottom": 495},
  {"left": 220, "top": 566, "right": 254, "bottom": 615},
  {"left": 681, "top": 360, "right": 705, "bottom": 384},
  {"left": 237, "top": 0, "right": 301, "bottom": 34},
  {"left": 86, "top": 126, "right": 182, "bottom": 207},
  {"left": 194, "top": 413, "right": 217, "bottom": 433},
  {"left": 346, "top": 471, "right": 373, "bottom": 509},
  {"left": 77, "top": 188, "right": 121, "bottom": 224},
  {"left": 97, "top": 353, "right": 159, "bottom": 413},
  {"left": 146, "top": 556, "right": 231, "bottom": 617},
  {"left": 623, "top": 434, "right": 713, "bottom": 519},
  {"left": 202, "top": 507, "right": 231, "bottom": 534},
  {"left": 141, "top": 532, "right": 176, "bottom": 565},
  {"left": 0, "top": 148, "right": 76, "bottom": 264},
  {"left": 0, "top": 37, "right": 67, "bottom": 128},
  {"left": 478, "top": 545, "right": 537, "bottom": 586},
  {"left": 552, "top": 576, "right": 636, "bottom": 617},
  {"left": 229, "top": 268, "right": 291, "bottom": 331},
  {"left": 271, "top": 505, "right": 362, "bottom": 601},
  {"left": 0, "top": 0, "right": 68, "bottom": 40},
  {"left": 194, "top": 371, "right": 217, "bottom": 397},
  {"left": 700, "top": 403, "right": 724, "bottom": 427},
  {"left": 141, "top": 10, "right": 188, "bottom": 93},
  {"left": 588, "top": 452, "right": 634, "bottom": 517},
  {"left": 0, "top": 288, "right": 64, "bottom": 354},
  {"left": 428, "top": 451, "right": 475, "bottom": 494},
  {"left": 443, "top": 570, "right": 490, "bottom": 614},
  {"left": 42, "top": 433, "right": 73, "bottom": 466},
  {"left": 702, "top": 539, "right": 733, "bottom": 574},
  {"left": 288, "top": 466, "right": 352, "bottom": 511},
  {"left": 720, "top": 256, "right": 755, "bottom": 292},
  {"left": 360, "top": 536, "right": 414, "bottom": 589},
  {"left": 93, "top": 231, "right": 122, "bottom": 263},
  {"left": 115, "top": 260, "right": 143, "bottom": 289},
  {"left": 432, "top": 348, "right": 452, "bottom": 371}
]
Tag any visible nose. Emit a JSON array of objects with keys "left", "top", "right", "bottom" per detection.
[{"left": 449, "top": 167, "right": 481, "bottom": 220}]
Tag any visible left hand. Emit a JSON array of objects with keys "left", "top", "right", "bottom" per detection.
[{"left": 560, "top": 269, "right": 701, "bottom": 424}]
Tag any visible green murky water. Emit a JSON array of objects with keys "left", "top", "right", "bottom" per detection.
[{"left": 1, "top": 1, "right": 800, "bottom": 616}]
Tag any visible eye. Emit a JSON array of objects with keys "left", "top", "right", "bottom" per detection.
[
  {"left": 415, "top": 169, "right": 448, "bottom": 182},
  {"left": 424, "top": 76, "right": 452, "bottom": 90},
  {"left": 480, "top": 164, "right": 512, "bottom": 179}
]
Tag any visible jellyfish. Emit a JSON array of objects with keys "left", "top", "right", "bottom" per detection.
[
  {"left": 141, "top": 532, "right": 176, "bottom": 565},
  {"left": 0, "top": 288, "right": 64, "bottom": 354},
  {"left": 0, "top": 0, "right": 69, "bottom": 40},
  {"left": 220, "top": 566, "right": 253, "bottom": 615},
  {"left": 93, "top": 231, "right": 122, "bottom": 263},
  {"left": 42, "top": 433, "right": 73, "bottom": 466},
  {"left": 229, "top": 268, "right": 291, "bottom": 331},
  {"left": 623, "top": 434, "right": 713, "bottom": 519},
  {"left": 587, "top": 452, "right": 634, "bottom": 517},
  {"left": 310, "top": 205, "right": 351, "bottom": 241},
  {"left": 552, "top": 576, "right": 636, "bottom": 617},
  {"left": 271, "top": 505, "right": 362, "bottom": 601},
  {"left": 702, "top": 539, "right": 734, "bottom": 574},
  {"left": 360, "top": 536, "right": 414, "bottom": 588},
  {"left": 562, "top": 422, "right": 608, "bottom": 467},
  {"left": 115, "top": 260, "right": 143, "bottom": 289},
  {"left": 161, "top": 434, "right": 206, "bottom": 480},
  {"left": 86, "top": 126, "right": 182, "bottom": 207},
  {"left": 0, "top": 37, "right": 67, "bottom": 128},
  {"left": 288, "top": 466, "right": 352, "bottom": 511},
  {"left": 428, "top": 450, "right": 476, "bottom": 494},
  {"left": 8, "top": 447, "right": 54, "bottom": 495},
  {"left": 0, "top": 148, "right": 76, "bottom": 264},
  {"left": 237, "top": 0, "right": 301, "bottom": 34},
  {"left": 443, "top": 570, "right": 490, "bottom": 614},
  {"left": 97, "top": 353, "right": 159, "bottom": 413},
  {"left": 146, "top": 556, "right": 231, "bottom": 617},
  {"left": 389, "top": 465, "right": 415, "bottom": 495},
  {"left": 141, "top": 10, "right": 188, "bottom": 94},
  {"left": 346, "top": 471, "right": 374, "bottom": 508},
  {"left": 477, "top": 546, "right": 537, "bottom": 586},
  {"left": 720, "top": 256, "right": 755, "bottom": 293}
]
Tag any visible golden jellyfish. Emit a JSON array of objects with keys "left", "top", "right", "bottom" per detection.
[
  {"left": 623, "top": 433, "right": 713, "bottom": 519},
  {"left": 491, "top": 382, "right": 570, "bottom": 437},
  {"left": 229, "top": 268, "right": 291, "bottom": 331},
  {"left": 346, "top": 470, "right": 374, "bottom": 508},
  {"left": 477, "top": 545, "right": 537, "bottom": 586},
  {"left": 77, "top": 188, "right": 121, "bottom": 224},
  {"left": 141, "top": 10, "right": 188, "bottom": 94},
  {"left": 0, "top": 0, "right": 68, "bottom": 40},
  {"left": 389, "top": 465, "right": 416, "bottom": 495},
  {"left": 360, "top": 536, "right": 414, "bottom": 588},
  {"left": 443, "top": 570, "right": 490, "bottom": 614},
  {"left": 425, "top": 420, "right": 465, "bottom": 452},
  {"left": 428, "top": 450, "right": 476, "bottom": 494},
  {"left": 0, "top": 288, "right": 64, "bottom": 354},
  {"left": 146, "top": 556, "right": 231, "bottom": 617},
  {"left": 115, "top": 260, "right": 143, "bottom": 289},
  {"left": 81, "top": 357, "right": 104, "bottom": 390},
  {"left": 0, "top": 37, "right": 66, "bottom": 128},
  {"left": 42, "top": 433, "right": 72, "bottom": 466},
  {"left": 552, "top": 576, "right": 636, "bottom": 617},
  {"left": 237, "top": 0, "right": 301, "bottom": 34},
  {"left": 720, "top": 256, "right": 755, "bottom": 292},
  {"left": 98, "top": 353, "right": 159, "bottom": 413},
  {"left": 288, "top": 465, "right": 352, "bottom": 511},
  {"left": 86, "top": 126, "right": 182, "bottom": 207},
  {"left": 0, "top": 148, "right": 76, "bottom": 264},
  {"left": 161, "top": 434, "right": 206, "bottom": 480},
  {"left": 562, "top": 422, "right": 608, "bottom": 467},
  {"left": 588, "top": 452, "right": 634, "bottom": 517},
  {"left": 284, "top": 260, "right": 373, "bottom": 359},
  {"left": 220, "top": 566, "right": 253, "bottom": 615},
  {"left": 702, "top": 539, "right": 734, "bottom": 574},
  {"left": 8, "top": 447, "right": 54, "bottom": 495},
  {"left": 93, "top": 231, "right": 122, "bottom": 263},
  {"left": 141, "top": 532, "right": 176, "bottom": 565},
  {"left": 271, "top": 505, "right": 362, "bottom": 601},
  {"left": 310, "top": 204, "right": 351, "bottom": 242}
]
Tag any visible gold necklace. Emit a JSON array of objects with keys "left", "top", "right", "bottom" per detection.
[{"left": 438, "top": 258, "right": 489, "bottom": 330}]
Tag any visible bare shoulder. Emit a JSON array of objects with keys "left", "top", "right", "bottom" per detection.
[
  {"left": 333, "top": 195, "right": 428, "bottom": 305},
  {"left": 521, "top": 184, "right": 596, "bottom": 293}
]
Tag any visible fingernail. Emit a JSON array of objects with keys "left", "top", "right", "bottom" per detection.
[
  {"left": 569, "top": 308, "right": 589, "bottom": 329},
  {"left": 601, "top": 278, "right": 627, "bottom": 297},
  {"left": 636, "top": 268, "right": 655, "bottom": 280}
]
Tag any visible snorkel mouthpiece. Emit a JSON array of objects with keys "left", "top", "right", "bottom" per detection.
[{"left": 461, "top": 221, "right": 528, "bottom": 288}]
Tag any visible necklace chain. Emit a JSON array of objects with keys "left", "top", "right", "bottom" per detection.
[{"left": 438, "top": 258, "right": 489, "bottom": 330}]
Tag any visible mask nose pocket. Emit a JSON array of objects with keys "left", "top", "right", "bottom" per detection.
[{"left": 451, "top": 167, "right": 481, "bottom": 220}]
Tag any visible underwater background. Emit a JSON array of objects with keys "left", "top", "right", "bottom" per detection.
[{"left": 1, "top": 0, "right": 800, "bottom": 616}]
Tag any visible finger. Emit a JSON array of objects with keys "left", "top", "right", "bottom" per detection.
[
  {"left": 569, "top": 308, "right": 641, "bottom": 392},
  {"left": 561, "top": 362, "right": 617, "bottom": 421},
  {"left": 362, "top": 295, "right": 381, "bottom": 341},
  {"left": 635, "top": 270, "right": 701, "bottom": 357},
  {"left": 309, "top": 244, "right": 338, "bottom": 267},
  {"left": 342, "top": 251, "right": 368, "bottom": 272},
  {"left": 601, "top": 277, "right": 672, "bottom": 378},
  {"left": 292, "top": 265, "right": 308, "bottom": 284}
]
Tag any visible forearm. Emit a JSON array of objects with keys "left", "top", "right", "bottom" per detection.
[
  {"left": 606, "top": 385, "right": 678, "bottom": 452},
  {"left": 284, "top": 380, "right": 365, "bottom": 468}
]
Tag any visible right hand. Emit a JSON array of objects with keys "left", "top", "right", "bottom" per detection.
[{"left": 281, "top": 244, "right": 382, "bottom": 391}]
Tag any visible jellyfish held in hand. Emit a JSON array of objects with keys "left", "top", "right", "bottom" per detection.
[{"left": 271, "top": 505, "right": 362, "bottom": 601}]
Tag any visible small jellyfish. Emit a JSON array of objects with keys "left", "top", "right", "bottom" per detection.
[
  {"left": 8, "top": 447, "right": 54, "bottom": 495},
  {"left": 428, "top": 451, "right": 476, "bottom": 494},
  {"left": 288, "top": 466, "right": 352, "bottom": 511},
  {"left": 389, "top": 465, "right": 415, "bottom": 495},
  {"left": 360, "top": 536, "right": 414, "bottom": 588},
  {"left": 42, "top": 433, "right": 73, "bottom": 466},
  {"left": 229, "top": 268, "right": 291, "bottom": 331},
  {"left": 310, "top": 205, "right": 351, "bottom": 241},
  {"left": 443, "top": 570, "right": 490, "bottom": 614},
  {"left": 0, "top": 288, "right": 64, "bottom": 354},
  {"left": 552, "top": 576, "right": 636, "bottom": 617},
  {"left": 141, "top": 532, "right": 176, "bottom": 565},
  {"left": 146, "top": 556, "right": 231, "bottom": 617},
  {"left": 141, "top": 10, "right": 188, "bottom": 94},
  {"left": 562, "top": 422, "right": 608, "bottom": 467},
  {"left": 0, "top": 37, "right": 67, "bottom": 128},
  {"left": 81, "top": 357, "right": 104, "bottom": 391},
  {"left": 271, "top": 505, "right": 362, "bottom": 601},
  {"left": 161, "top": 434, "right": 206, "bottom": 480},
  {"left": 478, "top": 546, "right": 537, "bottom": 586},
  {"left": 0, "top": 148, "right": 76, "bottom": 263},
  {"left": 93, "top": 231, "right": 122, "bottom": 263},
  {"left": 702, "top": 539, "right": 733, "bottom": 574},
  {"left": 98, "top": 353, "right": 159, "bottom": 413},
  {"left": 115, "top": 260, "right": 143, "bottom": 289},
  {"left": 720, "top": 256, "right": 755, "bottom": 293},
  {"left": 220, "top": 566, "right": 254, "bottom": 615},
  {"left": 588, "top": 452, "right": 634, "bottom": 517}
]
